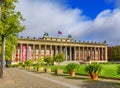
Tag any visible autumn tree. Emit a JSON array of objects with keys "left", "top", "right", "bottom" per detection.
[{"left": 0, "top": 0, "right": 25, "bottom": 78}]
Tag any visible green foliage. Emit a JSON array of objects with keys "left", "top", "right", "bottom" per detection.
[
  {"left": 0, "top": 0, "right": 25, "bottom": 36},
  {"left": 108, "top": 46, "right": 120, "bottom": 61},
  {"left": 18, "top": 61, "right": 24, "bottom": 67},
  {"left": 7, "top": 64, "right": 12, "bottom": 68},
  {"left": 44, "top": 56, "right": 52, "bottom": 66},
  {"left": 5, "top": 36, "right": 17, "bottom": 60},
  {"left": 36, "top": 58, "right": 45, "bottom": 67},
  {"left": 50, "top": 64, "right": 120, "bottom": 78},
  {"left": 85, "top": 63, "right": 102, "bottom": 75},
  {"left": 66, "top": 63, "right": 79, "bottom": 72},
  {"left": 117, "top": 65, "right": 120, "bottom": 75},
  {"left": 12, "top": 64, "right": 19, "bottom": 67},
  {"left": 24, "top": 60, "right": 34, "bottom": 67},
  {"left": 18, "top": 62, "right": 23, "bottom": 66},
  {"left": 0, "top": 0, "right": 25, "bottom": 60},
  {"left": 0, "top": 45, "right": 1, "bottom": 59},
  {"left": 54, "top": 53, "right": 65, "bottom": 64}
]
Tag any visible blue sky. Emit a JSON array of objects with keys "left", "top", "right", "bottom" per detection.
[
  {"left": 65, "top": 0, "right": 115, "bottom": 18},
  {"left": 16, "top": 0, "right": 120, "bottom": 46}
]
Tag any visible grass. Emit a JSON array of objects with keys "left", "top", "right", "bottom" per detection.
[
  {"left": 48, "top": 64, "right": 120, "bottom": 79},
  {"left": 100, "top": 64, "right": 120, "bottom": 78}
]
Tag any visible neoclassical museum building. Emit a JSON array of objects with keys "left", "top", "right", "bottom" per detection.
[{"left": 12, "top": 34, "right": 108, "bottom": 64}]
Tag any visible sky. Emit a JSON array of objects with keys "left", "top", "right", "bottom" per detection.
[{"left": 16, "top": 0, "right": 120, "bottom": 46}]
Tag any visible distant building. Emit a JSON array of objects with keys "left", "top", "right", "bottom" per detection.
[{"left": 12, "top": 34, "right": 108, "bottom": 64}]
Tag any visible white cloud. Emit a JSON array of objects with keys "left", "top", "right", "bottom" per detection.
[
  {"left": 90, "top": 9, "right": 120, "bottom": 45},
  {"left": 16, "top": 0, "right": 120, "bottom": 46},
  {"left": 16, "top": 0, "right": 86, "bottom": 38},
  {"left": 105, "top": 0, "right": 120, "bottom": 8}
]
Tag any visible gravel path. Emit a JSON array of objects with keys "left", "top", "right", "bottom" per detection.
[
  {"left": 0, "top": 68, "right": 68, "bottom": 88},
  {"left": 0, "top": 68, "right": 120, "bottom": 88}
]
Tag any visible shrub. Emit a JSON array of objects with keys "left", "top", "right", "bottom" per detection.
[
  {"left": 7, "top": 64, "right": 12, "bottom": 68},
  {"left": 44, "top": 56, "right": 52, "bottom": 66},
  {"left": 24, "top": 60, "right": 34, "bottom": 67},
  {"left": 36, "top": 58, "right": 45, "bottom": 67},
  {"left": 85, "top": 63, "right": 102, "bottom": 75},
  {"left": 66, "top": 63, "right": 79, "bottom": 72},
  {"left": 12, "top": 64, "right": 19, "bottom": 67},
  {"left": 33, "top": 63, "right": 39, "bottom": 70},
  {"left": 54, "top": 53, "right": 65, "bottom": 65},
  {"left": 18, "top": 62, "right": 24, "bottom": 67},
  {"left": 117, "top": 65, "right": 120, "bottom": 75},
  {"left": 85, "top": 63, "right": 102, "bottom": 80}
]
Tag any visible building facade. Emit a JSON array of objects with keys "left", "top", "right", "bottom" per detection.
[{"left": 12, "top": 35, "right": 108, "bottom": 64}]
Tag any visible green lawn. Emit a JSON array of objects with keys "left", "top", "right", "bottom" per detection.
[
  {"left": 49, "top": 64, "right": 120, "bottom": 79},
  {"left": 100, "top": 64, "right": 120, "bottom": 78}
]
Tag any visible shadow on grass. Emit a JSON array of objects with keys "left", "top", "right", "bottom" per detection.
[{"left": 79, "top": 80, "right": 120, "bottom": 88}]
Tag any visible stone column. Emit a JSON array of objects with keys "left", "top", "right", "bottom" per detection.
[
  {"left": 44, "top": 45, "right": 46, "bottom": 57},
  {"left": 101, "top": 48, "right": 103, "bottom": 61},
  {"left": 90, "top": 47, "right": 92, "bottom": 60},
  {"left": 86, "top": 47, "right": 88, "bottom": 60},
  {"left": 60, "top": 45, "right": 62, "bottom": 53},
  {"left": 26, "top": 44, "right": 29, "bottom": 60},
  {"left": 20, "top": 43, "right": 22, "bottom": 61},
  {"left": 105, "top": 47, "right": 107, "bottom": 61},
  {"left": 98, "top": 48, "right": 100, "bottom": 61},
  {"left": 39, "top": 45, "right": 41, "bottom": 59},
  {"left": 94, "top": 47, "right": 96, "bottom": 61},
  {"left": 74, "top": 46, "right": 76, "bottom": 61},
  {"left": 50, "top": 45, "right": 52, "bottom": 57},
  {"left": 65, "top": 46, "right": 67, "bottom": 61},
  {"left": 78, "top": 47, "right": 80, "bottom": 61},
  {"left": 70, "top": 46, "right": 72, "bottom": 61},
  {"left": 33, "top": 44, "right": 35, "bottom": 60},
  {"left": 55, "top": 45, "right": 58, "bottom": 55},
  {"left": 82, "top": 47, "right": 84, "bottom": 61}
]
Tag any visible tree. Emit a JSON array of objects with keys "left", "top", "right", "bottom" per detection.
[
  {"left": 44, "top": 56, "right": 52, "bottom": 66},
  {"left": 54, "top": 53, "right": 65, "bottom": 65},
  {"left": 0, "top": 0, "right": 25, "bottom": 78},
  {"left": 108, "top": 46, "right": 120, "bottom": 61},
  {"left": 108, "top": 47, "right": 113, "bottom": 61},
  {"left": 6, "top": 36, "right": 17, "bottom": 60},
  {"left": 54, "top": 53, "right": 65, "bottom": 75},
  {"left": 112, "top": 46, "right": 120, "bottom": 61},
  {"left": 44, "top": 56, "right": 52, "bottom": 73}
]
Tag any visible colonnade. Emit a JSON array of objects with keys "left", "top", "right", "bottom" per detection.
[{"left": 14, "top": 43, "right": 107, "bottom": 62}]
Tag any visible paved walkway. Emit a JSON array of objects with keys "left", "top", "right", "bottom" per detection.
[{"left": 0, "top": 68, "right": 120, "bottom": 88}]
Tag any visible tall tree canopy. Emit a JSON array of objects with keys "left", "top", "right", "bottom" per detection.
[
  {"left": 0, "top": 0, "right": 25, "bottom": 60},
  {"left": 108, "top": 46, "right": 120, "bottom": 61},
  {"left": 0, "top": 0, "right": 25, "bottom": 36}
]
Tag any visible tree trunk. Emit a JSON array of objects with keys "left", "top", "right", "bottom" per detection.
[
  {"left": 2, "top": 35, "right": 6, "bottom": 68},
  {"left": 0, "top": 35, "right": 6, "bottom": 78}
]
